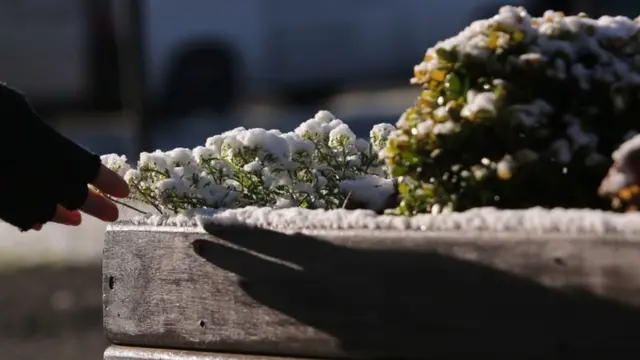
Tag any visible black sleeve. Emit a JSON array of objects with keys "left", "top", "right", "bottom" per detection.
[{"left": 0, "top": 83, "right": 102, "bottom": 231}]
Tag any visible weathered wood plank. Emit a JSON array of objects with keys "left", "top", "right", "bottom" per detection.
[
  {"left": 104, "top": 345, "right": 310, "bottom": 360},
  {"left": 103, "top": 223, "right": 640, "bottom": 359}
]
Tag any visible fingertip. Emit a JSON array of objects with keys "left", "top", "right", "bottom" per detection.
[
  {"left": 95, "top": 165, "right": 130, "bottom": 198},
  {"left": 53, "top": 205, "right": 83, "bottom": 226},
  {"left": 68, "top": 210, "right": 83, "bottom": 226},
  {"left": 115, "top": 184, "right": 130, "bottom": 198},
  {"left": 104, "top": 202, "right": 120, "bottom": 222},
  {"left": 117, "top": 179, "right": 131, "bottom": 198},
  {"left": 83, "top": 190, "right": 120, "bottom": 222}
]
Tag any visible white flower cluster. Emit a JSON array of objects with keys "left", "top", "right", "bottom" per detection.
[
  {"left": 101, "top": 111, "right": 396, "bottom": 214},
  {"left": 409, "top": 5, "right": 640, "bottom": 167}
]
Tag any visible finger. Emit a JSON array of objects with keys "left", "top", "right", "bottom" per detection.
[
  {"left": 51, "top": 205, "right": 82, "bottom": 226},
  {"left": 91, "top": 164, "right": 130, "bottom": 198},
  {"left": 32, "top": 224, "right": 42, "bottom": 231},
  {"left": 79, "top": 188, "right": 120, "bottom": 222}
]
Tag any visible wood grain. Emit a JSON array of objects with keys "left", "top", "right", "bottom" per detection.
[
  {"left": 103, "top": 223, "right": 640, "bottom": 359},
  {"left": 104, "top": 345, "right": 311, "bottom": 360}
]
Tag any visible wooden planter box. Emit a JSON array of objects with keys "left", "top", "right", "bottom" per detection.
[{"left": 102, "top": 211, "right": 640, "bottom": 360}]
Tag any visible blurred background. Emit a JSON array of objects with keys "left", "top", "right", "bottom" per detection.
[{"left": 0, "top": 0, "right": 630, "bottom": 359}]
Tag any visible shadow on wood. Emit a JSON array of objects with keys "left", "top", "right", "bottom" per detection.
[{"left": 103, "top": 224, "right": 640, "bottom": 359}]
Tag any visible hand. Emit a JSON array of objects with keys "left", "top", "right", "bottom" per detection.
[
  {"left": 31, "top": 165, "right": 130, "bottom": 230},
  {"left": 0, "top": 82, "right": 132, "bottom": 232}
]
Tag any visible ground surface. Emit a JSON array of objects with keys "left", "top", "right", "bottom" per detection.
[{"left": 0, "top": 264, "right": 105, "bottom": 360}]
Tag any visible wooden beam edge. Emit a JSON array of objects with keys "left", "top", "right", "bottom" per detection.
[{"left": 104, "top": 345, "right": 315, "bottom": 360}]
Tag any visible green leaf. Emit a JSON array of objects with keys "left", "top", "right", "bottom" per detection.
[
  {"left": 445, "top": 72, "right": 462, "bottom": 98},
  {"left": 436, "top": 46, "right": 458, "bottom": 64}
]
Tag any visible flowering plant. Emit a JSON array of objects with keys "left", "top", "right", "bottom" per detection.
[
  {"left": 101, "top": 111, "right": 397, "bottom": 215},
  {"left": 383, "top": 6, "right": 640, "bottom": 215}
]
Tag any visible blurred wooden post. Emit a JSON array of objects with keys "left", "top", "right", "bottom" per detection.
[{"left": 114, "top": 0, "right": 152, "bottom": 156}]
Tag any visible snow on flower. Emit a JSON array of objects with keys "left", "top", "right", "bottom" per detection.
[
  {"left": 600, "top": 134, "right": 640, "bottom": 197},
  {"left": 101, "top": 111, "right": 396, "bottom": 214},
  {"left": 100, "top": 154, "right": 131, "bottom": 177},
  {"left": 329, "top": 123, "right": 356, "bottom": 149},
  {"left": 370, "top": 123, "right": 395, "bottom": 152},
  {"left": 339, "top": 175, "right": 396, "bottom": 212}
]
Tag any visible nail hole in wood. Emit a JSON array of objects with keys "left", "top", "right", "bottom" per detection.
[
  {"left": 108, "top": 276, "right": 115, "bottom": 290},
  {"left": 199, "top": 320, "right": 206, "bottom": 328},
  {"left": 553, "top": 257, "right": 566, "bottom": 267}
]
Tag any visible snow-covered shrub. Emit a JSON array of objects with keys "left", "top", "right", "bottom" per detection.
[
  {"left": 383, "top": 6, "right": 640, "bottom": 215},
  {"left": 101, "top": 111, "right": 397, "bottom": 214}
]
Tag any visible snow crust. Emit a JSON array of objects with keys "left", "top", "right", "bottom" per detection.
[{"left": 114, "top": 206, "right": 640, "bottom": 236}]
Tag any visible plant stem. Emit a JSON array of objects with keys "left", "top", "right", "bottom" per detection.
[{"left": 105, "top": 195, "right": 148, "bottom": 215}]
